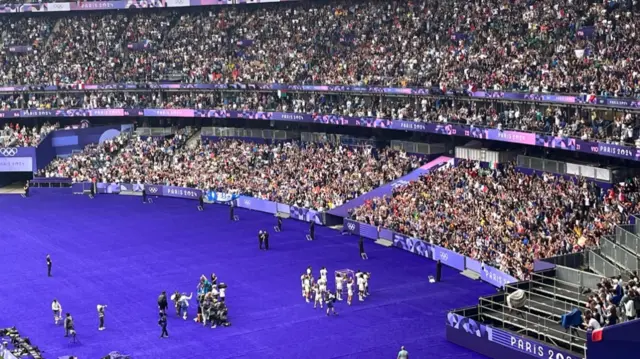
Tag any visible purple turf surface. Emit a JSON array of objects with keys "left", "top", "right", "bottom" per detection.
[{"left": 0, "top": 190, "right": 492, "bottom": 359}]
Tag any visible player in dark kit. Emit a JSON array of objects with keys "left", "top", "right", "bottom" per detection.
[
  {"left": 158, "top": 312, "right": 168, "bottom": 338},
  {"left": 46, "top": 255, "right": 52, "bottom": 277},
  {"left": 325, "top": 291, "right": 337, "bottom": 316},
  {"left": 158, "top": 291, "right": 168, "bottom": 314}
]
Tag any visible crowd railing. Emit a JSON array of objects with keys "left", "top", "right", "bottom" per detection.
[
  {"left": 587, "top": 250, "right": 622, "bottom": 278},
  {"left": 342, "top": 218, "right": 520, "bottom": 288},
  {"left": 477, "top": 295, "right": 587, "bottom": 355},
  {"left": 599, "top": 237, "right": 639, "bottom": 273},
  {"left": 2, "top": 82, "right": 640, "bottom": 111},
  {"left": 552, "top": 265, "right": 605, "bottom": 292},
  {"left": 614, "top": 225, "right": 640, "bottom": 255},
  {"left": 68, "top": 182, "right": 325, "bottom": 224}
]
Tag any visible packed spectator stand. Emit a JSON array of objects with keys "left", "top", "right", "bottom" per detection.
[
  {"left": 41, "top": 132, "right": 421, "bottom": 211},
  {"left": 350, "top": 161, "right": 640, "bottom": 281},
  {"left": 0, "top": 122, "right": 58, "bottom": 147},
  {"left": 0, "top": 0, "right": 636, "bottom": 97}
]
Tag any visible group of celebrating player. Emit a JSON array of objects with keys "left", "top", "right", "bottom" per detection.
[{"left": 300, "top": 266, "right": 370, "bottom": 316}]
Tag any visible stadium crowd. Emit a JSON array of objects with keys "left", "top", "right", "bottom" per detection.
[
  {"left": 0, "top": 0, "right": 637, "bottom": 98},
  {"left": 42, "top": 132, "right": 421, "bottom": 211},
  {"left": 40, "top": 132, "right": 129, "bottom": 179},
  {"left": 350, "top": 161, "right": 640, "bottom": 280},
  {"left": 0, "top": 122, "right": 59, "bottom": 147},
  {"left": 585, "top": 276, "right": 640, "bottom": 327},
  {"left": 1, "top": 91, "right": 638, "bottom": 145}
]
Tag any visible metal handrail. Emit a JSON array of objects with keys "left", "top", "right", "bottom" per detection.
[
  {"left": 531, "top": 272, "right": 583, "bottom": 291},
  {"left": 528, "top": 275, "right": 588, "bottom": 305},
  {"left": 478, "top": 297, "right": 587, "bottom": 354},
  {"left": 503, "top": 285, "right": 587, "bottom": 321}
]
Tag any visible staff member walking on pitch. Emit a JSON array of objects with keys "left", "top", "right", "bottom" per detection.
[{"left": 46, "top": 255, "right": 52, "bottom": 277}]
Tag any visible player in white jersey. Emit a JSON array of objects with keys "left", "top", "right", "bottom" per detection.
[
  {"left": 313, "top": 284, "right": 323, "bottom": 309},
  {"left": 320, "top": 267, "right": 328, "bottom": 281},
  {"left": 306, "top": 266, "right": 312, "bottom": 276},
  {"left": 335, "top": 273, "right": 344, "bottom": 301},
  {"left": 363, "top": 272, "right": 370, "bottom": 297},
  {"left": 300, "top": 274, "right": 306, "bottom": 298},
  {"left": 357, "top": 272, "right": 365, "bottom": 302},
  {"left": 302, "top": 274, "right": 311, "bottom": 303},
  {"left": 51, "top": 299, "right": 62, "bottom": 325},
  {"left": 318, "top": 276, "right": 327, "bottom": 294},
  {"left": 346, "top": 278, "right": 354, "bottom": 305}
]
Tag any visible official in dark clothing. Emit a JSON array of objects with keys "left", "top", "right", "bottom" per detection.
[
  {"left": 309, "top": 221, "right": 315, "bottom": 240},
  {"left": 436, "top": 260, "right": 442, "bottom": 282},
  {"left": 359, "top": 237, "right": 368, "bottom": 259},
  {"left": 199, "top": 193, "right": 205, "bottom": 210},
  {"left": 46, "top": 255, "right": 52, "bottom": 277},
  {"left": 142, "top": 188, "right": 147, "bottom": 203},
  {"left": 264, "top": 231, "right": 270, "bottom": 250},
  {"left": 158, "top": 291, "right": 168, "bottom": 314},
  {"left": 158, "top": 313, "right": 168, "bottom": 338},
  {"left": 229, "top": 203, "right": 235, "bottom": 220},
  {"left": 89, "top": 182, "right": 95, "bottom": 198},
  {"left": 259, "top": 230, "right": 264, "bottom": 250},
  {"left": 23, "top": 181, "right": 29, "bottom": 197},
  {"left": 277, "top": 217, "right": 282, "bottom": 231}
]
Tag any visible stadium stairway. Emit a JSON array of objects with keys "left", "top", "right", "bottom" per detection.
[
  {"left": 186, "top": 128, "right": 202, "bottom": 149},
  {"left": 474, "top": 270, "right": 589, "bottom": 356}
]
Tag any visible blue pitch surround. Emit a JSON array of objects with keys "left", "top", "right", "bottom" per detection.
[{"left": 0, "top": 191, "right": 493, "bottom": 359}]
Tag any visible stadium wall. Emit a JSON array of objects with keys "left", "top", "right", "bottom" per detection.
[
  {"left": 516, "top": 167, "right": 613, "bottom": 189},
  {"left": 50, "top": 124, "right": 132, "bottom": 157},
  {"left": 35, "top": 130, "right": 56, "bottom": 170},
  {"left": 586, "top": 320, "right": 640, "bottom": 358},
  {"left": 446, "top": 311, "right": 581, "bottom": 359}
]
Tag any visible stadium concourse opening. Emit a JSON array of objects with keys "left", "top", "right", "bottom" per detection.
[{"left": 0, "top": 191, "right": 493, "bottom": 359}]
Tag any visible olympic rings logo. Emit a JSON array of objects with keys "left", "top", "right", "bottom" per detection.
[
  {"left": 0, "top": 148, "right": 18, "bottom": 157},
  {"left": 347, "top": 223, "right": 356, "bottom": 231},
  {"left": 149, "top": 187, "right": 158, "bottom": 194},
  {"left": 439, "top": 252, "right": 449, "bottom": 261}
]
